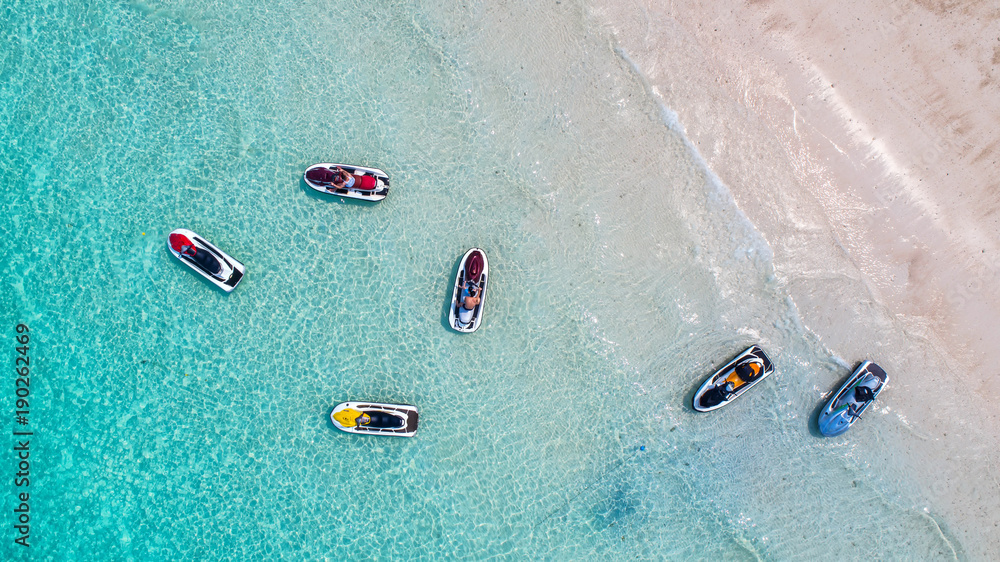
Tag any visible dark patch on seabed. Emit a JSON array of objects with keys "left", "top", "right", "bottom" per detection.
[{"left": 593, "top": 477, "right": 639, "bottom": 528}]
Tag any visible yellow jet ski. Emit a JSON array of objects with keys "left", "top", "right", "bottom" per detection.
[{"left": 330, "top": 402, "right": 419, "bottom": 437}]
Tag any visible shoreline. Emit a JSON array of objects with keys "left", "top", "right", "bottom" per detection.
[{"left": 590, "top": 0, "right": 1000, "bottom": 557}]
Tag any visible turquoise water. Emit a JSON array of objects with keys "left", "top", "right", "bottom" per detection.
[{"left": 0, "top": 0, "right": 965, "bottom": 559}]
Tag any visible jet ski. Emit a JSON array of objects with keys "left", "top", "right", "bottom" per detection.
[
  {"left": 693, "top": 345, "right": 774, "bottom": 412},
  {"left": 818, "top": 361, "right": 888, "bottom": 436},
  {"left": 448, "top": 248, "right": 489, "bottom": 333},
  {"left": 168, "top": 229, "right": 245, "bottom": 292},
  {"left": 330, "top": 402, "right": 419, "bottom": 437},
  {"left": 303, "top": 163, "right": 389, "bottom": 201}
]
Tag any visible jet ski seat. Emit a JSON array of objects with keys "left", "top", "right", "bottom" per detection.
[
  {"left": 458, "top": 305, "right": 475, "bottom": 325},
  {"left": 854, "top": 385, "right": 874, "bottom": 403},
  {"left": 734, "top": 362, "right": 753, "bottom": 382},
  {"left": 699, "top": 385, "right": 728, "bottom": 409},
  {"left": 734, "top": 360, "right": 762, "bottom": 383},
  {"left": 189, "top": 248, "right": 222, "bottom": 275},
  {"left": 367, "top": 411, "right": 405, "bottom": 429},
  {"left": 356, "top": 175, "right": 378, "bottom": 190}
]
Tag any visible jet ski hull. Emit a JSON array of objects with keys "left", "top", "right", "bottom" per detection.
[
  {"left": 330, "top": 402, "right": 419, "bottom": 438},
  {"left": 168, "top": 228, "right": 245, "bottom": 292},
  {"left": 693, "top": 345, "right": 774, "bottom": 412},
  {"left": 448, "top": 248, "right": 489, "bottom": 333},
  {"left": 304, "top": 163, "right": 390, "bottom": 201},
  {"left": 818, "top": 361, "right": 888, "bottom": 436}
]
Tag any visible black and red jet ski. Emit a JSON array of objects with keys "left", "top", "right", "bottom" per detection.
[
  {"left": 168, "top": 229, "right": 245, "bottom": 292},
  {"left": 449, "top": 248, "right": 489, "bottom": 333},
  {"left": 303, "top": 163, "right": 389, "bottom": 201}
]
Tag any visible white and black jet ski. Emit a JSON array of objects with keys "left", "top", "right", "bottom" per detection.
[
  {"left": 330, "top": 402, "right": 419, "bottom": 438},
  {"left": 818, "top": 361, "right": 888, "bottom": 437},
  {"left": 693, "top": 345, "right": 774, "bottom": 412},
  {"left": 168, "top": 229, "right": 245, "bottom": 292},
  {"left": 304, "top": 163, "right": 389, "bottom": 201},
  {"left": 448, "top": 248, "right": 489, "bottom": 333}
]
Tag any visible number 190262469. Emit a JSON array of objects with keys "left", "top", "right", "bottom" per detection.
[
  {"left": 15, "top": 324, "right": 29, "bottom": 403},
  {"left": 13, "top": 323, "right": 32, "bottom": 548}
]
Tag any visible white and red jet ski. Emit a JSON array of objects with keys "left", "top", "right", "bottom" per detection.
[
  {"left": 449, "top": 248, "right": 489, "bottom": 333},
  {"left": 168, "top": 229, "right": 245, "bottom": 292},
  {"left": 303, "top": 163, "right": 389, "bottom": 201}
]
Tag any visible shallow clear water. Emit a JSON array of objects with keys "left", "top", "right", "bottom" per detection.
[{"left": 0, "top": 0, "right": 963, "bottom": 559}]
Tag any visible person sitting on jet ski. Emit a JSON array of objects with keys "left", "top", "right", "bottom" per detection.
[
  {"left": 323, "top": 166, "right": 379, "bottom": 191},
  {"left": 329, "top": 166, "right": 356, "bottom": 190},
  {"left": 458, "top": 281, "right": 481, "bottom": 324}
]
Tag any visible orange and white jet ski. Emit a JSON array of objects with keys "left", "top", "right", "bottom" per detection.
[{"left": 693, "top": 345, "right": 774, "bottom": 412}]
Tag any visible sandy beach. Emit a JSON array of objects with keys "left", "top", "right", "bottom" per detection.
[{"left": 590, "top": 0, "right": 1000, "bottom": 557}]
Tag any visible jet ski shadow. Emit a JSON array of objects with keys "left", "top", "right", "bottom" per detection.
[
  {"left": 164, "top": 246, "right": 236, "bottom": 295},
  {"left": 807, "top": 368, "right": 859, "bottom": 438},
  {"left": 440, "top": 257, "right": 463, "bottom": 332},
  {"left": 299, "top": 178, "right": 383, "bottom": 207},
  {"left": 807, "top": 399, "right": 828, "bottom": 438},
  {"left": 684, "top": 374, "right": 706, "bottom": 413}
]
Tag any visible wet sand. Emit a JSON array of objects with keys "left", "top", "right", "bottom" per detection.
[{"left": 589, "top": 0, "right": 1000, "bottom": 557}]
